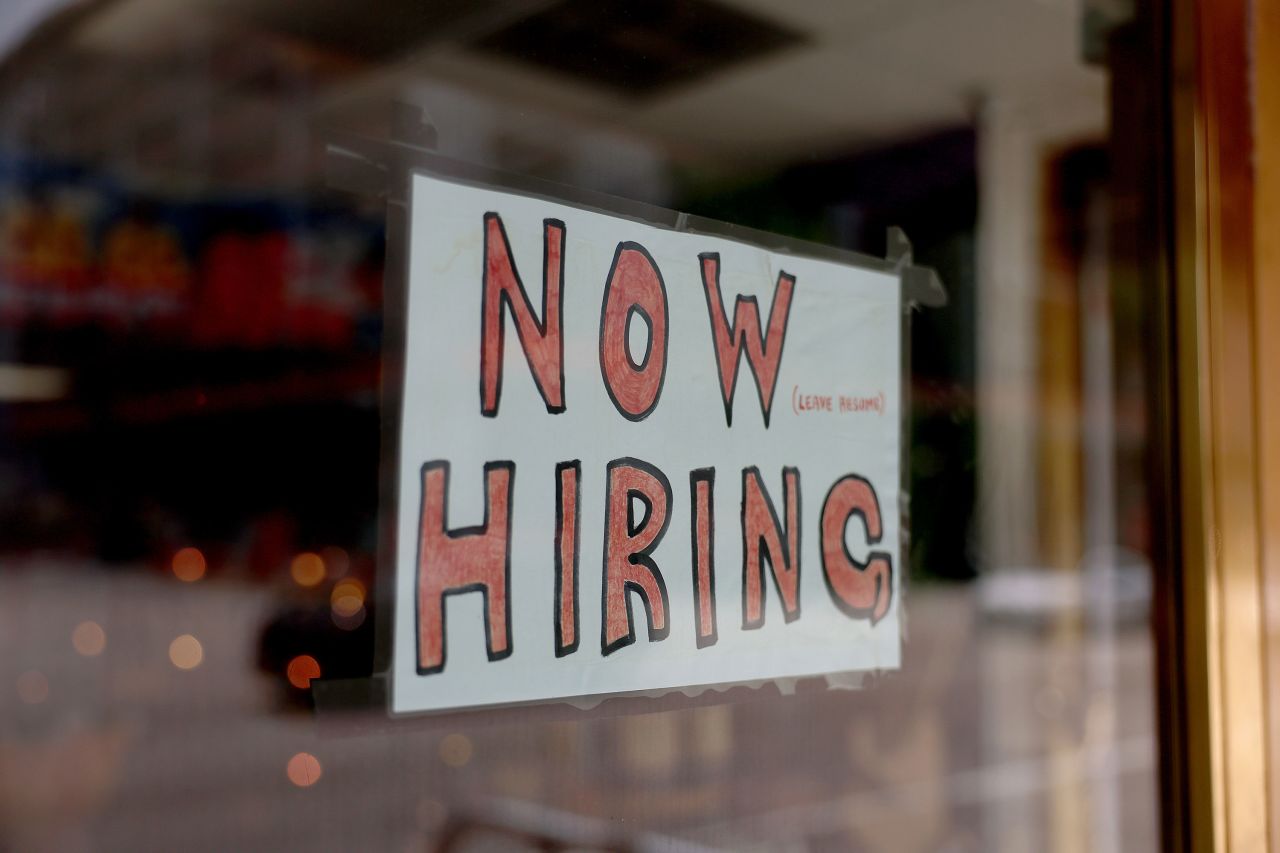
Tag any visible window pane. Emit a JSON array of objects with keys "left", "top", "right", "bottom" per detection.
[{"left": 0, "top": 1, "right": 1163, "bottom": 850}]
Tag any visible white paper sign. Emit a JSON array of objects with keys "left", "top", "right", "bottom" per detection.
[{"left": 392, "top": 171, "right": 902, "bottom": 714}]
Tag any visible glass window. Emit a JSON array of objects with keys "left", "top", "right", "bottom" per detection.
[{"left": 0, "top": 1, "right": 1165, "bottom": 849}]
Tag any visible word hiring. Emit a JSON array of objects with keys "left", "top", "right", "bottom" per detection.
[{"left": 415, "top": 458, "right": 894, "bottom": 672}]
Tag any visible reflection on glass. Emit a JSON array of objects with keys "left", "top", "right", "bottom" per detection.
[{"left": 0, "top": 0, "right": 1162, "bottom": 850}]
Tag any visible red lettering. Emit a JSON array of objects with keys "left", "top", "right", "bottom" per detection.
[
  {"left": 599, "top": 243, "right": 668, "bottom": 421},
  {"left": 741, "top": 467, "right": 801, "bottom": 628},
  {"left": 480, "top": 214, "right": 565, "bottom": 416},
  {"left": 602, "top": 458, "right": 672, "bottom": 654},
  {"left": 416, "top": 461, "right": 514, "bottom": 674},
  {"left": 555, "top": 460, "right": 580, "bottom": 656},
  {"left": 797, "top": 394, "right": 832, "bottom": 412},
  {"left": 690, "top": 468, "right": 717, "bottom": 647},
  {"left": 820, "top": 475, "right": 893, "bottom": 624},
  {"left": 700, "top": 253, "right": 796, "bottom": 427}
]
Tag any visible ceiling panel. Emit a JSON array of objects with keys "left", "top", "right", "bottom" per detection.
[{"left": 5, "top": 0, "right": 1105, "bottom": 189}]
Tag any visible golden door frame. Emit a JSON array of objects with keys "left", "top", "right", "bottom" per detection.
[{"left": 1164, "top": 0, "right": 1277, "bottom": 848}]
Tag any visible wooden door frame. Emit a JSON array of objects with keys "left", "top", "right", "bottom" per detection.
[{"left": 1164, "top": 0, "right": 1273, "bottom": 848}]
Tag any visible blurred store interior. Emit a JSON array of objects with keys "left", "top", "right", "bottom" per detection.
[{"left": 0, "top": 1, "right": 1158, "bottom": 851}]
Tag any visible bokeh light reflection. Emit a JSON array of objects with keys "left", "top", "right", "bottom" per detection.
[
  {"left": 286, "top": 654, "right": 321, "bottom": 689},
  {"left": 332, "top": 606, "right": 366, "bottom": 631},
  {"left": 319, "top": 546, "right": 350, "bottom": 578},
  {"left": 290, "top": 552, "right": 325, "bottom": 587},
  {"left": 169, "top": 634, "right": 204, "bottom": 670},
  {"left": 286, "top": 752, "right": 322, "bottom": 787},
  {"left": 171, "top": 547, "right": 207, "bottom": 582},
  {"left": 438, "top": 733, "right": 472, "bottom": 768},
  {"left": 72, "top": 620, "right": 106, "bottom": 656},
  {"left": 330, "top": 578, "right": 364, "bottom": 617},
  {"left": 16, "top": 670, "right": 49, "bottom": 704}
]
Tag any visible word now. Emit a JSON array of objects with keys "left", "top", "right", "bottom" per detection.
[
  {"left": 481, "top": 213, "right": 796, "bottom": 426},
  {"left": 414, "top": 459, "right": 894, "bottom": 673}
]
